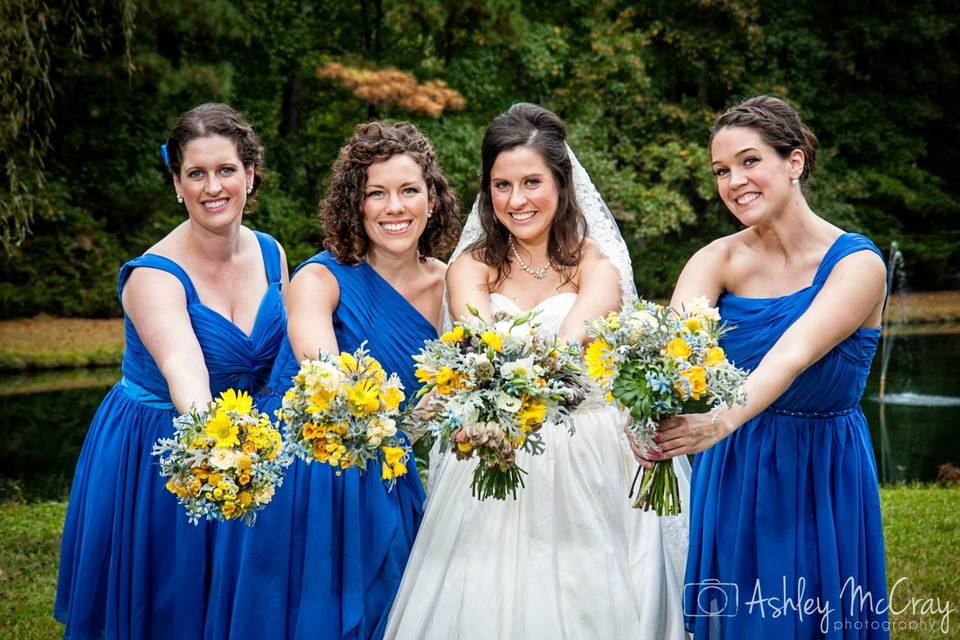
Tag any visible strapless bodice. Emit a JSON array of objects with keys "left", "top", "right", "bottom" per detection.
[{"left": 489, "top": 292, "right": 577, "bottom": 336}]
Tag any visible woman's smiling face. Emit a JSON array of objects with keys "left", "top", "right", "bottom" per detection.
[{"left": 489, "top": 145, "right": 559, "bottom": 245}]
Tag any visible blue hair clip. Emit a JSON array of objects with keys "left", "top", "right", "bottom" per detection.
[{"left": 160, "top": 143, "right": 171, "bottom": 170}]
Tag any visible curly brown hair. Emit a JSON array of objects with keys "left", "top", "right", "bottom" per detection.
[
  {"left": 470, "top": 102, "right": 587, "bottom": 288},
  {"left": 165, "top": 103, "right": 265, "bottom": 209},
  {"left": 321, "top": 121, "right": 460, "bottom": 264}
]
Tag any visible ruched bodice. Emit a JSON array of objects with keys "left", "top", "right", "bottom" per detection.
[
  {"left": 684, "top": 232, "right": 889, "bottom": 639},
  {"left": 117, "top": 230, "right": 286, "bottom": 403},
  {"left": 489, "top": 291, "right": 576, "bottom": 335},
  {"left": 718, "top": 233, "right": 882, "bottom": 414}
]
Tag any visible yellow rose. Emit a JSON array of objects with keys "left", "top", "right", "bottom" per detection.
[
  {"left": 440, "top": 325, "right": 465, "bottom": 344},
  {"left": 456, "top": 442, "right": 473, "bottom": 454},
  {"left": 704, "top": 346, "right": 726, "bottom": 367},
  {"left": 312, "top": 441, "right": 330, "bottom": 463},
  {"left": 480, "top": 330, "right": 503, "bottom": 352},
  {"left": 435, "top": 366, "right": 460, "bottom": 395},
  {"left": 519, "top": 398, "right": 548, "bottom": 431},
  {"left": 221, "top": 502, "right": 237, "bottom": 518},
  {"left": 238, "top": 472, "right": 251, "bottom": 486},
  {"left": 681, "top": 366, "right": 707, "bottom": 400},
  {"left": 684, "top": 318, "right": 702, "bottom": 333},
  {"left": 237, "top": 491, "right": 253, "bottom": 508},
  {"left": 665, "top": 338, "right": 692, "bottom": 361}
]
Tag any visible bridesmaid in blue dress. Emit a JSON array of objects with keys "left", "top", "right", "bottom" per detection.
[
  {"left": 639, "top": 96, "right": 889, "bottom": 639},
  {"left": 205, "top": 121, "right": 460, "bottom": 640},
  {"left": 55, "top": 103, "right": 288, "bottom": 640}
]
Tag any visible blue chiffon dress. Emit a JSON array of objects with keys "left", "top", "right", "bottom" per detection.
[
  {"left": 205, "top": 250, "right": 431, "bottom": 640},
  {"left": 684, "top": 233, "right": 889, "bottom": 639},
  {"left": 55, "top": 230, "right": 286, "bottom": 640}
]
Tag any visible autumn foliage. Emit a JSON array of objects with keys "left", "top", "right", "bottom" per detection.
[{"left": 317, "top": 62, "right": 466, "bottom": 117}]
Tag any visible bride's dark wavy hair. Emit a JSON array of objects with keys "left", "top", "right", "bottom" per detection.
[{"left": 469, "top": 102, "right": 587, "bottom": 288}]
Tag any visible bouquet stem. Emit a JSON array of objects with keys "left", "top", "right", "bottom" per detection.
[
  {"left": 471, "top": 464, "right": 527, "bottom": 501},
  {"left": 631, "top": 460, "right": 681, "bottom": 515}
]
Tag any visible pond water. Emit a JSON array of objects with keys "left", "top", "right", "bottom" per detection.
[{"left": 1, "top": 332, "right": 958, "bottom": 501}]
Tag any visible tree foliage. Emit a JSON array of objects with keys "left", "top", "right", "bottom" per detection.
[{"left": 1, "top": 0, "right": 957, "bottom": 318}]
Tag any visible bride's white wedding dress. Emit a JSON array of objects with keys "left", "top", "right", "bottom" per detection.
[{"left": 384, "top": 292, "right": 688, "bottom": 640}]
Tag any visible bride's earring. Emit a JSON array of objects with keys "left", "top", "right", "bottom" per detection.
[{"left": 176, "top": 193, "right": 184, "bottom": 204}]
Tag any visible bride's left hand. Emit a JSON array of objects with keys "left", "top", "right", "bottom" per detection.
[{"left": 651, "top": 412, "right": 734, "bottom": 459}]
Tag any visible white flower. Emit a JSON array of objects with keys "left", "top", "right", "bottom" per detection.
[
  {"left": 627, "top": 310, "right": 657, "bottom": 333},
  {"left": 302, "top": 360, "right": 343, "bottom": 393},
  {"left": 209, "top": 447, "right": 238, "bottom": 470},
  {"left": 254, "top": 483, "right": 276, "bottom": 504},
  {"left": 368, "top": 415, "right": 397, "bottom": 438},
  {"left": 500, "top": 356, "right": 535, "bottom": 380},
  {"left": 496, "top": 392, "right": 522, "bottom": 413},
  {"left": 447, "top": 397, "right": 480, "bottom": 425},
  {"left": 686, "top": 295, "right": 721, "bottom": 322}
]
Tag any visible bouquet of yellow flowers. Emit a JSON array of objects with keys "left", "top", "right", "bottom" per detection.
[
  {"left": 277, "top": 344, "right": 410, "bottom": 488},
  {"left": 585, "top": 296, "right": 748, "bottom": 515},
  {"left": 153, "top": 389, "right": 287, "bottom": 525},
  {"left": 413, "top": 306, "right": 587, "bottom": 500}
]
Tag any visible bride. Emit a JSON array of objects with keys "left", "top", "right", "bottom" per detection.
[{"left": 385, "top": 103, "right": 690, "bottom": 639}]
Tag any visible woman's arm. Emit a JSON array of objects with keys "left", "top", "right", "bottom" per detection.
[
  {"left": 669, "top": 240, "right": 729, "bottom": 309},
  {"left": 122, "top": 269, "right": 212, "bottom": 414},
  {"left": 286, "top": 263, "right": 341, "bottom": 360},
  {"left": 652, "top": 250, "right": 886, "bottom": 461},
  {"left": 446, "top": 252, "right": 494, "bottom": 322},
  {"left": 557, "top": 244, "right": 621, "bottom": 344}
]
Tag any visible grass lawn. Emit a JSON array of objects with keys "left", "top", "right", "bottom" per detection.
[
  {"left": 1, "top": 486, "right": 956, "bottom": 639},
  {"left": 0, "top": 317, "right": 123, "bottom": 371}
]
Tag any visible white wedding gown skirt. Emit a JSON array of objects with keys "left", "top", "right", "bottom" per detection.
[{"left": 384, "top": 293, "right": 689, "bottom": 639}]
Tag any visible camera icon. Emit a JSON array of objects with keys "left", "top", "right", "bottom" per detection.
[{"left": 684, "top": 579, "right": 739, "bottom": 617}]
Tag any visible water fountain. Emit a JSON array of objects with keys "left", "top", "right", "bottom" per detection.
[{"left": 871, "top": 242, "right": 960, "bottom": 483}]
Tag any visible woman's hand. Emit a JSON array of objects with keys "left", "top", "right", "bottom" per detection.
[
  {"left": 412, "top": 388, "right": 437, "bottom": 420},
  {"left": 652, "top": 412, "right": 734, "bottom": 459},
  {"left": 623, "top": 416, "right": 659, "bottom": 469}
]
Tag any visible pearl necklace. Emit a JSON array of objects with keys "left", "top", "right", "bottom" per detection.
[{"left": 508, "top": 235, "right": 548, "bottom": 280}]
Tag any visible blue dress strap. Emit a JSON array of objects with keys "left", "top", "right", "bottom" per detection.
[
  {"left": 252, "top": 230, "right": 282, "bottom": 285},
  {"left": 117, "top": 254, "right": 201, "bottom": 306},
  {"left": 291, "top": 249, "right": 339, "bottom": 279},
  {"left": 812, "top": 232, "right": 884, "bottom": 287}
]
